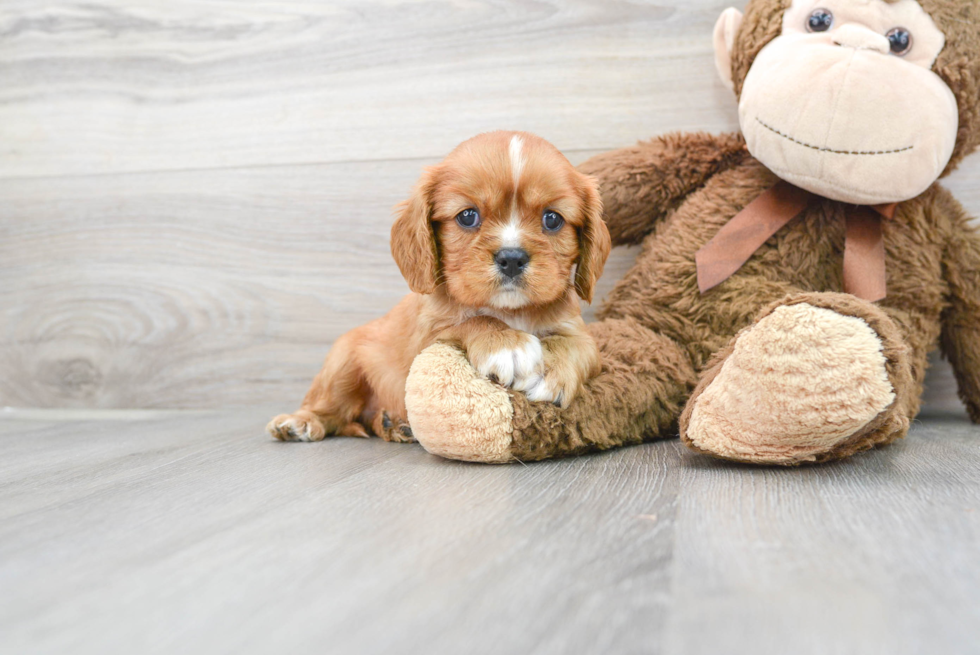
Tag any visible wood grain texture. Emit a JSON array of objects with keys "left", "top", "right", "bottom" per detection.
[
  {"left": 1, "top": 159, "right": 973, "bottom": 410},
  {"left": 0, "top": 155, "right": 633, "bottom": 409},
  {"left": 0, "top": 408, "right": 682, "bottom": 655},
  {"left": 3, "top": 4, "right": 978, "bottom": 651},
  {"left": 0, "top": 160, "right": 414, "bottom": 408},
  {"left": 0, "top": 0, "right": 978, "bottom": 411},
  {"left": 662, "top": 415, "right": 980, "bottom": 655},
  {"left": 1, "top": 408, "right": 978, "bottom": 654},
  {"left": 0, "top": 0, "right": 738, "bottom": 178}
]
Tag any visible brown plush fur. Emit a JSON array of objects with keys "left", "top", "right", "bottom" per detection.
[
  {"left": 508, "top": 318, "right": 698, "bottom": 461},
  {"left": 488, "top": 0, "right": 980, "bottom": 463},
  {"left": 498, "top": 148, "right": 978, "bottom": 463}
]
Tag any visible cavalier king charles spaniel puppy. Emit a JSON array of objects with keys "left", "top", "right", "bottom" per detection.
[{"left": 268, "top": 131, "right": 611, "bottom": 443}]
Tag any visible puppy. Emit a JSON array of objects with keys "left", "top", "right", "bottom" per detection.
[{"left": 267, "top": 131, "right": 611, "bottom": 443}]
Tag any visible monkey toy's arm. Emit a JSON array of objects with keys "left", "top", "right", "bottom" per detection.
[
  {"left": 940, "top": 198, "right": 980, "bottom": 424},
  {"left": 577, "top": 132, "right": 747, "bottom": 246}
]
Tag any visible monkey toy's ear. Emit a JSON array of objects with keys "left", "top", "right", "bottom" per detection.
[{"left": 713, "top": 8, "right": 744, "bottom": 92}]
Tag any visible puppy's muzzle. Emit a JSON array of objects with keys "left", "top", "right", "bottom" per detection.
[{"left": 494, "top": 248, "right": 530, "bottom": 280}]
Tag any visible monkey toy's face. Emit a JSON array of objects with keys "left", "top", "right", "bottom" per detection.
[{"left": 715, "top": 0, "right": 959, "bottom": 205}]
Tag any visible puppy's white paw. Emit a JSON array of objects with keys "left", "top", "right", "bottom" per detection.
[
  {"left": 523, "top": 376, "right": 561, "bottom": 405},
  {"left": 266, "top": 412, "right": 326, "bottom": 442},
  {"left": 276, "top": 418, "right": 316, "bottom": 441},
  {"left": 476, "top": 334, "right": 544, "bottom": 390}
]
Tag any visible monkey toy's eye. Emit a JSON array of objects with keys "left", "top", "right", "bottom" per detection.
[
  {"left": 806, "top": 8, "right": 834, "bottom": 33},
  {"left": 456, "top": 208, "right": 481, "bottom": 229},
  {"left": 886, "top": 28, "right": 913, "bottom": 56},
  {"left": 542, "top": 210, "right": 565, "bottom": 232}
]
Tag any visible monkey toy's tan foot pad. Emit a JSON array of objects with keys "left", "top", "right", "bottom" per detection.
[
  {"left": 405, "top": 342, "right": 515, "bottom": 463},
  {"left": 406, "top": 318, "right": 698, "bottom": 463},
  {"left": 682, "top": 300, "right": 906, "bottom": 465}
]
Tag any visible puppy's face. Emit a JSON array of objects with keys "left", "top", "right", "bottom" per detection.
[{"left": 391, "top": 131, "right": 610, "bottom": 309}]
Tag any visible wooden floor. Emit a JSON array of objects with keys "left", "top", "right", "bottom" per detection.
[
  {"left": 3, "top": 2, "right": 979, "bottom": 653},
  {"left": 2, "top": 408, "right": 978, "bottom": 655}
]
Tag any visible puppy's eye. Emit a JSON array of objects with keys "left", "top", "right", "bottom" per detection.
[
  {"left": 886, "top": 28, "right": 913, "bottom": 56},
  {"left": 455, "top": 208, "right": 481, "bottom": 229},
  {"left": 542, "top": 210, "right": 565, "bottom": 232},
  {"left": 806, "top": 8, "right": 833, "bottom": 33}
]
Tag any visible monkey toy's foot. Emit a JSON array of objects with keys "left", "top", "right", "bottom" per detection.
[
  {"left": 405, "top": 319, "right": 697, "bottom": 463},
  {"left": 404, "top": 343, "right": 516, "bottom": 462},
  {"left": 680, "top": 294, "right": 915, "bottom": 465}
]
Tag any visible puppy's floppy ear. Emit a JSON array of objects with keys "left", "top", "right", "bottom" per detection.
[
  {"left": 391, "top": 166, "right": 441, "bottom": 295},
  {"left": 574, "top": 173, "right": 612, "bottom": 304}
]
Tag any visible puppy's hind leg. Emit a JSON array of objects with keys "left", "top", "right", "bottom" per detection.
[
  {"left": 370, "top": 410, "right": 416, "bottom": 443},
  {"left": 267, "top": 332, "right": 372, "bottom": 442}
]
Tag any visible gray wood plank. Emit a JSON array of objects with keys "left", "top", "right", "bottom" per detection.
[
  {"left": 0, "top": 156, "right": 636, "bottom": 409},
  {"left": 0, "top": 0, "right": 740, "bottom": 178},
  {"left": 1, "top": 157, "right": 973, "bottom": 410},
  {"left": 1, "top": 409, "right": 978, "bottom": 654},
  {"left": 0, "top": 160, "right": 414, "bottom": 408},
  {"left": 0, "top": 407, "right": 682, "bottom": 655},
  {"left": 1, "top": 0, "right": 976, "bottom": 413},
  {"left": 662, "top": 413, "right": 980, "bottom": 655}
]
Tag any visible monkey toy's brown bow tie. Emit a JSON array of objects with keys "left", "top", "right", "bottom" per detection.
[{"left": 695, "top": 181, "right": 897, "bottom": 302}]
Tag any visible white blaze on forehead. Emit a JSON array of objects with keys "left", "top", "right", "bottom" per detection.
[
  {"left": 501, "top": 134, "right": 527, "bottom": 249},
  {"left": 509, "top": 134, "right": 526, "bottom": 190}
]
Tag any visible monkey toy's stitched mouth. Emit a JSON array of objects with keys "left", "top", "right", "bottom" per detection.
[{"left": 756, "top": 118, "right": 914, "bottom": 156}]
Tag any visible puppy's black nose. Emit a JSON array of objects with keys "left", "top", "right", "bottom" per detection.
[{"left": 495, "top": 249, "right": 530, "bottom": 279}]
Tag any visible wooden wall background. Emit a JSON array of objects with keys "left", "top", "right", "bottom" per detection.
[{"left": 1, "top": 0, "right": 977, "bottom": 410}]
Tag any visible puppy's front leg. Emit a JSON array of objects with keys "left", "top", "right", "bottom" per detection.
[
  {"left": 525, "top": 319, "right": 601, "bottom": 409},
  {"left": 438, "top": 317, "right": 544, "bottom": 392}
]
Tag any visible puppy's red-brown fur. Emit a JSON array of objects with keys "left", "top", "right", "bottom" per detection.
[{"left": 267, "top": 131, "right": 611, "bottom": 443}]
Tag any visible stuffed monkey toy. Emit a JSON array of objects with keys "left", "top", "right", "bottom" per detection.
[{"left": 404, "top": 0, "right": 980, "bottom": 465}]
